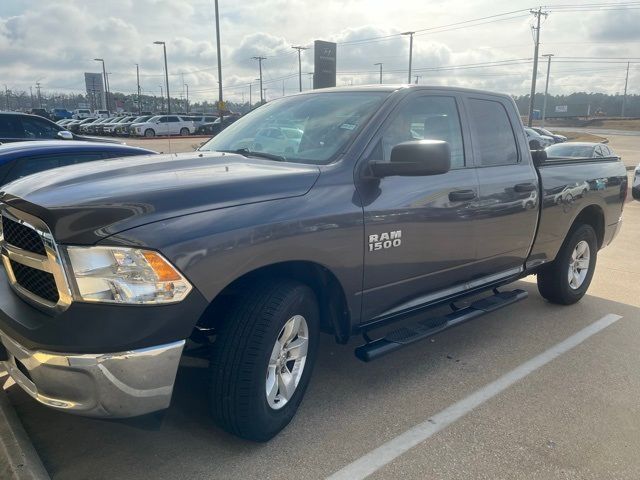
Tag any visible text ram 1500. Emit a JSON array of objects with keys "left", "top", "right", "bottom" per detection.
[{"left": 0, "top": 85, "right": 627, "bottom": 441}]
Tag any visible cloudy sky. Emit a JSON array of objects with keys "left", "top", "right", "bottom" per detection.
[{"left": 1, "top": 0, "right": 639, "bottom": 103}]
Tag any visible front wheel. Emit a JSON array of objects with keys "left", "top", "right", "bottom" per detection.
[
  {"left": 180, "top": 127, "right": 190, "bottom": 136},
  {"left": 209, "top": 279, "right": 319, "bottom": 441},
  {"left": 144, "top": 128, "right": 155, "bottom": 138},
  {"left": 537, "top": 224, "right": 598, "bottom": 305}
]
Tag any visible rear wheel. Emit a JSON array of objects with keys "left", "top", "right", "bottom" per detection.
[
  {"left": 209, "top": 279, "right": 319, "bottom": 441},
  {"left": 537, "top": 224, "right": 597, "bottom": 305},
  {"left": 180, "top": 127, "right": 190, "bottom": 136},
  {"left": 144, "top": 128, "right": 155, "bottom": 138}
]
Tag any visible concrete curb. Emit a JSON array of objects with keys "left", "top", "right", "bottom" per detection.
[{"left": 0, "top": 386, "right": 50, "bottom": 480}]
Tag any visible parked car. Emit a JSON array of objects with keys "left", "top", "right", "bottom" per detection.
[
  {"left": 130, "top": 115, "right": 195, "bottom": 137},
  {"left": 0, "top": 141, "right": 156, "bottom": 185},
  {"left": 196, "top": 115, "right": 240, "bottom": 135},
  {"left": 72, "top": 108, "right": 93, "bottom": 120},
  {"left": 94, "top": 110, "right": 111, "bottom": 118},
  {"left": 115, "top": 115, "right": 152, "bottom": 136},
  {"left": 0, "top": 112, "right": 75, "bottom": 143},
  {"left": 50, "top": 108, "right": 73, "bottom": 121},
  {"left": 0, "top": 86, "right": 627, "bottom": 442},
  {"left": 96, "top": 116, "right": 127, "bottom": 135},
  {"left": 29, "top": 108, "right": 50, "bottom": 120},
  {"left": 250, "top": 126, "right": 304, "bottom": 154},
  {"left": 81, "top": 117, "right": 112, "bottom": 135},
  {"left": 55, "top": 119, "right": 75, "bottom": 127},
  {"left": 189, "top": 114, "right": 219, "bottom": 127},
  {"left": 531, "top": 127, "right": 567, "bottom": 143},
  {"left": 545, "top": 142, "right": 617, "bottom": 159},
  {"left": 67, "top": 117, "right": 97, "bottom": 134},
  {"left": 524, "top": 127, "right": 554, "bottom": 149},
  {"left": 633, "top": 164, "right": 640, "bottom": 200}
]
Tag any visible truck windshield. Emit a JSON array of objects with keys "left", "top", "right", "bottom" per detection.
[{"left": 199, "top": 92, "right": 389, "bottom": 164}]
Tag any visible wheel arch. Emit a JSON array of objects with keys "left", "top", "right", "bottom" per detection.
[
  {"left": 571, "top": 203, "right": 605, "bottom": 249},
  {"left": 196, "top": 260, "right": 352, "bottom": 344}
]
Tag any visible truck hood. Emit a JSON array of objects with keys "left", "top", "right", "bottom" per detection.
[{"left": 0, "top": 152, "right": 320, "bottom": 244}]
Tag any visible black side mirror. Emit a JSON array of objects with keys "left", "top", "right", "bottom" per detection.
[
  {"left": 528, "top": 139, "right": 541, "bottom": 150},
  {"left": 531, "top": 149, "right": 547, "bottom": 166},
  {"left": 370, "top": 140, "right": 451, "bottom": 178}
]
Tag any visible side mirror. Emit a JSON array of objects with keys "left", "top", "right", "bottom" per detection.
[
  {"left": 370, "top": 140, "right": 451, "bottom": 178},
  {"left": 531, "top": 149, "right": 547, "bottom": 166},
  {"left": 57, "top": 130, "right": 73, "bottom": 140},
  {"left": 528, "top": 139, "right": 541, "bottom": 150}
]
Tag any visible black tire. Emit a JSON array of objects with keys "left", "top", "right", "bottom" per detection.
[
  {"left": 537, "top": 224, "right": 598, "bottom": 305},
  {"left": 144, "top": 128, "right": 155, "bottom": 138},
  {"left": 633, "top": 187, "right": 640, "bottom": 200},
  {"left": 180, "top": 127, "right": 189, "bottom": 136},
  {"left": 209, "top": 279, "right": 319, "bottom": 441}
]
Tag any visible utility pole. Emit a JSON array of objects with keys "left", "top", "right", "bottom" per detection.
[
  {"left": 527, "top": 7, "right": 548, "bottom": 126},
  {"left": 249, "top": 83, "right": 252, "bottom": 110},
  {"left": 154, "top": 41, "right": 171, "bottom": 113},
  {"left": 402, "top": 32, "right": 415, "bottom": 84},
  {"left": 252, "top": 56, "right": 266, "bottom": 104},
  {"left": 541, "top": 53, "right": 554, "bottom": 127},
  {"left": 29, "top": 86, "right": 34, "bottom": 108},
  {"left": 36, "top": 82, "right": 42, "bottom": 108},
  {"left": 159, "top": 85, "right": 164, "bottom": 113},
  {"left": 184, "top": 83, "right": 189, "bottom": 113},
  {"left": 415, "top": 75, "right": 422, "bottom": 84},
  {"left": 622, "top": 61, "right": 630, "bottom": 117},
  {"left": 374, "top": 63, "right": 383, "bottom": 84},
  {"left": 307, "top": 72, "right": 314, "bottom": 90},
  {"left": 292, "top": 46, "right": 308, "bottom": 92},
  {"left": 136, "top": 64, "right": 142, "bottom": 114},
  {"left": 214, "top": 0, "right": 224, "bottom": 123}
]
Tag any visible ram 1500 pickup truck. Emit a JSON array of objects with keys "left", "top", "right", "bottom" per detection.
[{"left": 0, "top": 86, "right": 628, "bottom": 441}]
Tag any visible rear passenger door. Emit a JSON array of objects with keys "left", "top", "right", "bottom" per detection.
[{"left": 463, "top": 95, "right": 539, "bottom": 277}]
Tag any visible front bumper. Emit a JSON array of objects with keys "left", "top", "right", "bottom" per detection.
[{"left": 0, "top": 330, "right": 184, "bottom": 418}]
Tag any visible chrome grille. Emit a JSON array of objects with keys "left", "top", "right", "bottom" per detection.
[
  {"left": 2, "top": 216, "right": 46, "bottom": 255},
  {"left": 0, "top": 205, "right": 71, "bottom": 312}
]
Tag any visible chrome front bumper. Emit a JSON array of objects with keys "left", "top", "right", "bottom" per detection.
[{"left": 0, "top": 330, "right": 184, "bottom": 418}]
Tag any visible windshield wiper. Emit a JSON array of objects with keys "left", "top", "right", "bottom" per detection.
[{"left": 217, "top": 148, "right": 286, "bottom": 162}]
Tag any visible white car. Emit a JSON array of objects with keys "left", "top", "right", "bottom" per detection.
[
  {"left": 94, "top": 110, "right": 111, "bottom": 119},
  {"left": 524, "top": 127, "right": 554, "bottom": 149},
  {"left": 633, "top": 164, "right": 640, "bottom": 200},
  {"left": 130, "top": 115, "right": 196, "bottom": 137},
  {"left": 72, "top": 108, "right": 92, "bottom": 120},
  {"left": 103, "top": 116, "right": 136, "bottom": 135}
]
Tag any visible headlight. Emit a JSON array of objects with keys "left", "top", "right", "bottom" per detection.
[{"left": 65, "top": 246, "right": 192, "bottom": 304}]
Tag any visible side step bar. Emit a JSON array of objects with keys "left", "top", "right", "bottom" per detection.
[{"left": 354, "top": 289, "right": 528, "bottom": 362}]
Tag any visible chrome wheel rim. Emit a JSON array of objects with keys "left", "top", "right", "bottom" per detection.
[
  {"left": 266, "top": 315, "right": 309, "bottom": 410},
  {"left": 568, "top": 240, "right": 590, "bottom": 290}
]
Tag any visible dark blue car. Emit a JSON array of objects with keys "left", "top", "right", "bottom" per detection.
[{"left": 0, "top": 140, "right": 156, "bottom": 185}]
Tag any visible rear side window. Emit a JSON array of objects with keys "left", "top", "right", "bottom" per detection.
[
  {"left": 0, "top": 116, "right": 22, "bottom": 137},
  {"left": 468, "top": 98, "right": 518, "bottom": 166},
  {"left": 20, "top": 117, "right": 60, "bottom": 139}
]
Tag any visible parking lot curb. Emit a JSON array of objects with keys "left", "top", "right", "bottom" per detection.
[{"left": 0, "top": 387, "right": 50, "bottom": 480}]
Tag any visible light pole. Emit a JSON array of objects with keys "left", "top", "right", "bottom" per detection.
[
  {"left": 184, "top": 83, "right": 189, "bottom": 113},
  {"left": 292, "top": 46, "right": 308, "bottom": 92},
  {"left": 136, "top": 64, "right": 142, "bottom": 114},
  {"left": 541, "top": 54, "right": 554, "bottom": 127},
  {"left": 252, "top": 56, "right": 266, "bottom": 104},
  {"left": 214, "top": 0, "right": 224, "bottom": 123},
  {"left": 154, "top": 41, "right": 171, "bottom": 114},
  {"left": 159, "top": 85, "right": 164, "bottom": 113},
  {"left": 374, "top": 63, "right": 383, "bottom": 84},
  {"left": 249, "top": 83, "right": 252, "bottom": 110},
  {"left": 94, "top": 58, "right": 108, "bottom": 110},
  {"left": 402, "top": 32, "right": 415, "bottom": 84}
]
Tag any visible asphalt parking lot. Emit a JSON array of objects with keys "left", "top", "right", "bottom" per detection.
[{"left": 1, "top": 137, "right": 639, "bottom": 480}]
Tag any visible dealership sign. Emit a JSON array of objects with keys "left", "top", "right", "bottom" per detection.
[
  {"left": 313, "top": 40, "right": 337, "bottom": 89},
  {"left": 555, "top": 105, "right": 568, "bottom": 113}
]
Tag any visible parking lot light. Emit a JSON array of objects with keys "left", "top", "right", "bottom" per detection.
[{"left": 154, "top": 41, "right": 171, "bottom": 114}]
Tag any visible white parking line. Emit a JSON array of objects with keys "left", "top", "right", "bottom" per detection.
[{"left": 327, "top": 313, "right": 623, "bottom": 480}]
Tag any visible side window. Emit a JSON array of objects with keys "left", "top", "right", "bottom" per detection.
[
  {"left": 374, "top": 95, "right": 465, "bottom": 168},
  {"left": 467, "top": 98, "right": 519, "bottom": 166},
  {"left": 0, "top": 116, "right": 22, "bottom": 138},
  {"left": 20, "top": 117, "right": 60, "bottom": 139},
  {"left": 55, "top": 153, "right": 104, "bottom": 167},
  {"left": 594, "top": 145, "right": 604, "bottom": 157},
  {"left": 168, "top": 116, "right": 180, "bottom": 122},
  {"left": 159, "top": 117, "right": 169, "bottom": 123},
  {"left": 5, "top": 156, "right": 60, "bottom": 182}
]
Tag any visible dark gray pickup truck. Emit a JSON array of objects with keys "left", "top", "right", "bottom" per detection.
[{"left": 0, "top": 86, "right": 628, "bottom": 441}]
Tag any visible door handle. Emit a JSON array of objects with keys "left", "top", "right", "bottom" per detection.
[
  {"left": 449, "top": 190, "right": 476, "bottom": 201},
  {"left": 514, "top": 183, "right": 537, "bottom": 193}
]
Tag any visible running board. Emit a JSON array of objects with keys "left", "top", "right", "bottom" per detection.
[{"left": 354, "top": 289, "right": 528, "bottom": 362}]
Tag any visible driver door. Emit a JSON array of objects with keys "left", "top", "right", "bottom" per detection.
[{"left": 358, "top": 93, "right": 480, "bottom": 321}]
